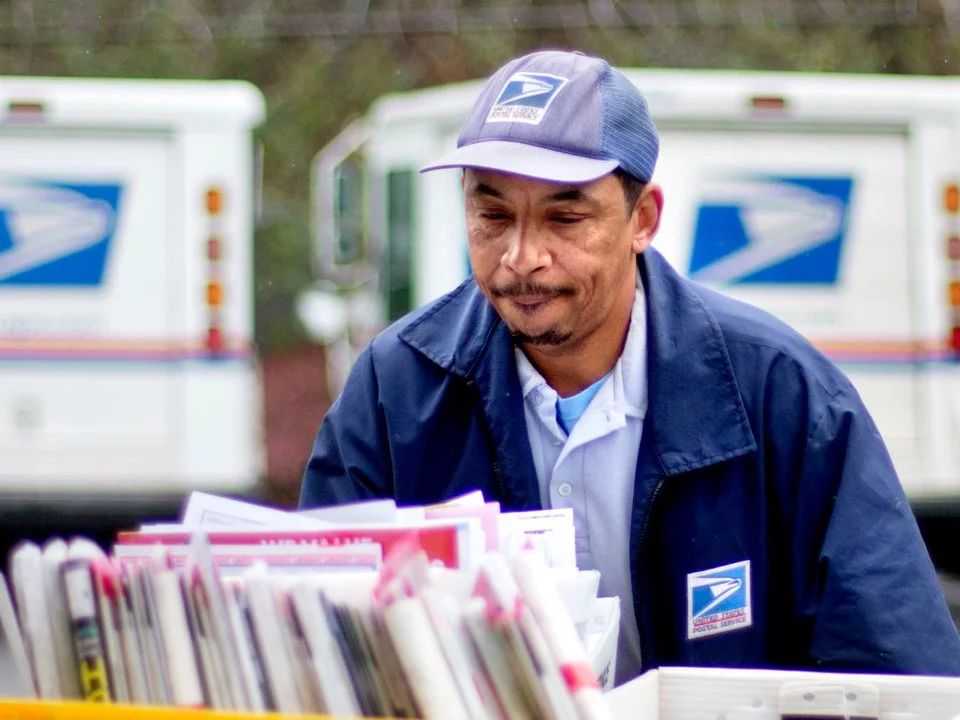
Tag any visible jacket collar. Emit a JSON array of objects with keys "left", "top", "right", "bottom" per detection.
[
  {"left": 398, "top": 284, "right": 542, "bottom": 509},
  {"left": 398, "top": 246, "right": 756, "bottom": 479},
  {"left": 639, "top": 247, "right": 756, "bottom": 475}
]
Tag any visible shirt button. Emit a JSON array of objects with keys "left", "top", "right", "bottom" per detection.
[
  {"left": 557, "top": 482, "right": 572, "bottom": 497},
  {"left": 531, "top": 390, "right": 543, "bottom": 406}
]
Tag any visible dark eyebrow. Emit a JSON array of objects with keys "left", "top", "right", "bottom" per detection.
[
  {"left": 548, "top": 188, "right": 588, "bottom": 203},
  {"left": 469, "top": 182, "right": 504, "bottom": 199}
]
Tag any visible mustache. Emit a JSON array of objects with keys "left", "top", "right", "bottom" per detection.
[{"left": 490, "top": 282, "right": 575, "bottom": 298}]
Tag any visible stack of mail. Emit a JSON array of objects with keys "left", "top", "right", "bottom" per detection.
[{"left": 0, "top": 491, "right": 620, "bottom": 719}]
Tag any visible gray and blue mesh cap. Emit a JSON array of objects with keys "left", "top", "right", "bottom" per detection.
[{"left": 420, "top": 50, "right": 659, "bottom": 184}]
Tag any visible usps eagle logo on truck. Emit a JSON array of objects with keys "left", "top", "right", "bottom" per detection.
[
  {"left": 687, "top": 560, "right": 752, "bottom": 639},
  {"left": 0, "top": 177, "right": 122, "bottom": 286},
  {"left": 688, "top": 174, "right": 853, "bottom": 285}
]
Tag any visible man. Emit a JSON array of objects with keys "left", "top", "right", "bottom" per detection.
[{"left": 301, "top": 50, "right": 960, "bottom": 683}]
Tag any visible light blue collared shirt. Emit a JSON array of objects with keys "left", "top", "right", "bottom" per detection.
[{"left": 515, "top": 272, "right": 648, "bottom": 684}]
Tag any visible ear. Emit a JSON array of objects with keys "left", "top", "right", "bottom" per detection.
[{"left": 631, "top": 183, "right": 664, "bottom": 254}]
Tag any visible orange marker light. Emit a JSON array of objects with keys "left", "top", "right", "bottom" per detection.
[
  {"left": 946, "top": 184, "right": 960, "bottom": 214},
  {"left": 950, "top": 280, "right": 960, "bottom": 307},
  {"left": 206, "top": 281, "right": 223, "bottom": 307},
  {"left": 205, "top": 187, "right": 223, "bottom": 215}
]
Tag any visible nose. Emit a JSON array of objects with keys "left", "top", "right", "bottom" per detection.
[{"left": 502, "top": 221, "right": 551, "bottom": 276}]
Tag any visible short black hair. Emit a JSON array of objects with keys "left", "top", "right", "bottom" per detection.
[{"left": 613, "top": 167, "right": 645, "bottom": 217}]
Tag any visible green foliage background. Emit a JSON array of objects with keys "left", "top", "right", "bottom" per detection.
[{"left": 1, "top": 0, "right": 958, "bottom": 351}]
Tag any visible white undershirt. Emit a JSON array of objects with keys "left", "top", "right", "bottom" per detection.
[{"left": 515, "top": 273, "right": 648, "bottom": 684}]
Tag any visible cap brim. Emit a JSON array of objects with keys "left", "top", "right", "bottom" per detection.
[{"left": 419, "top": 140, "right": 619, "bottom": 184}]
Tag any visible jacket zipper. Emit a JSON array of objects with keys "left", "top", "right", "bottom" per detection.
[{"left": 635, "top": 476, "right": 665, "bottom": 671}]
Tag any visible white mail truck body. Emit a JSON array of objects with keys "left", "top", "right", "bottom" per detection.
[
  {"left": 304, "top": 69, "right": 960, "bottom": 511},
  {"left": 0, "top": 77, "right": 265, "bottom": 495}
]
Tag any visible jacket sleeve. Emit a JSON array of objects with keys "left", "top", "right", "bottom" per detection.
[
  {"left": 800, "top": 390, "right": 960, "bottom": 674},
  {"left": 299, "top": 345, "right": 393, "bottom": 508}
]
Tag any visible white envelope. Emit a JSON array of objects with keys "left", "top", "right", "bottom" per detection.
[{"left": 584, "top": 596, "right": 619, "bottom": 692}]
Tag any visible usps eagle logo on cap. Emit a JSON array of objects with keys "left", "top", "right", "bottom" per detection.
[
  {"left": 687, "top": 560, "right": 752, "bottom": 639},
  {"left": 486, "top": 72, "right": 568, "bottom": 125}
]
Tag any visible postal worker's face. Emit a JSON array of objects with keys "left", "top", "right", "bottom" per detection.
[{"left": 463, "top": 168, "right": 660, "bottom": 351}]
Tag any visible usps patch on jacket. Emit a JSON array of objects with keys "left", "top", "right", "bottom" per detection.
[
  {"left": 486, "top": 72, "right": 568, "bottom": 125},
  {"left": 687, "top": 559, "right": 752, "bottom": 639}
]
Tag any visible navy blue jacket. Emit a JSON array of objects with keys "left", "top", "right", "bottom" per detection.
[{"left": 301, "top": 247, "right": 960, "bottom": 675}]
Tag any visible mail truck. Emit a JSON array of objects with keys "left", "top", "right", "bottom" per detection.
[{"left": 0, "top": 77, "right": 265, "bottom": 499}]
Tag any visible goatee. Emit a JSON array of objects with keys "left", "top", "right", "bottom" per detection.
[{"left": 509, "top": 328, "right": 572, "bottom": 346}]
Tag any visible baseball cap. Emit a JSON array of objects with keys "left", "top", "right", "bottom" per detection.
[{"left": 420, "top": 50, "right": 659, "bottom": 184}]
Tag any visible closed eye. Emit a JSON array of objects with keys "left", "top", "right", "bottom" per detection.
[{"left": 550, "top": 213, "right": 585, "bottom": 225}]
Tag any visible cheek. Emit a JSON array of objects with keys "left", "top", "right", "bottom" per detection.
[
  {"left": 580, "top": 221, "right": 631, "bottom": 254},
  {"left": 583, "top": 228, "right": 637, "bottom": 279},
  {"left": 558, "top": 228, "right": 616, "bottom": 272},
  {"left": 467, "top": 226, "right": 505, "bottom": 267},
  {"left": 561, "top": 243, "right": 629, "bottom": 297},
  {"left": 467, "top": 238, "right": 500, "bottom": 285}
]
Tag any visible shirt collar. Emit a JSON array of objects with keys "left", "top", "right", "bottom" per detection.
[{"left": 515, "top": 347, "right": 548, "bottom": 399}]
